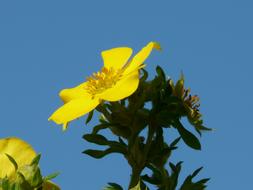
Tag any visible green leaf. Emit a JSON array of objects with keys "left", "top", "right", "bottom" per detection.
[
  {"left": 165, "top": 79, "right": 173, "bottom": 96},
  {"left": 1, "top": 178, "right": 10, "bottom": 190},
  {"left": 118, "top": 137, "right": 127, "bottom": 146},
  {"left": 83, "top": 147, "right": 125, "bottom": 159},
  {"left": 83, "top": 149, "right": 103, "bottom": 159},
  {"left": 16, "top": 172, "right": 32, "bottom": 189},
  {"left": 169, "top": 162, "right": 183, "bottom": 190},
  {"left": 44, "top": 172, "right": 60, "bottom": 181},
  {"left": 30, "top": 167, "right": 43, "bottom": 187},
  {"left": 92, "top": 123, "right": 109, "bottom": 134},
  {"left": 5, "top": 154, "right": 18, "bottom": 171},
  {"left": 109, "top": 124, "right": 132, "bottom": 138},
  {"left": 192, "top": 167, "right": 203, "bottom": 178},
  {"left": 104, "top": 182, "right": 123, "bottom": 190},
  {"left": 146, "top": 164, "right": 162, "bottom": 180},
  {"left": 86, "top": 110, "right": 94, "bottom": 124},
  {"left": 30, "top": 154, "right": 41, "bottom": 166},
  {"left": 196, "top": 178, "right": 210, "bottom": 184},
  {"left": 140, "top": 69, "right": 148, "bottom": 82},
  {"left": 170, "top": 137, "right": 181, "bottom": 148},
  {"left": 96, "top": 104, "right": 112, "bottom": 122},
  {"left": 169, "top": 79, "right": 175, "bottom": 90},
  {"left": 180, "top": 167, "right": 210, "bottom": 190},
  {"left": 156, "top": 66, "right": 166, "bottom": 82},
  {"left": 195, "top": 125, "right": 212, "bottom": 133},
  {"left": 83, "top": 134, "right": 109, "bottom": 145},
  {"left": 174, "top": 120, "right": 201, "bottom": 150},
  {"left": 83, "top": 134, "right": 127, "bottom": 154},
  {"left": 156, "top": 110, "right": 173, "bottom": 127},
  {"left": 142, "top": 174, "right": 161, "bottom": 186}
]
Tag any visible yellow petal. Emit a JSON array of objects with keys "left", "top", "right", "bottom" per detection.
[
  {"left": 59, "top": 82, "right": 88, "bottom": 103},
  {"left": 49, "top": 95, "right": 100, "bottom": 126},
  {"left": 102, "top": 47, "right": 133, "bottom": 70},
  {"left": 123, "top": 42, "right": 161, "bottom": 75},
  {"left": 0, "top": 137, "right": 36, "bottom": 178},
  {"left": 99, "top": 70, "right": 139, "bottom": 101}
]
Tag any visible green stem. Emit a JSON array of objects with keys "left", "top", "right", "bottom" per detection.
[
  {"left": 128, "top": 121, "right": 156, "bottom": 189},
  {"left": 128, "top": 167, "right": 142, "bottom": 189},
  {"left": 143, "top": 125, "right": 155, "bottom": 158}
]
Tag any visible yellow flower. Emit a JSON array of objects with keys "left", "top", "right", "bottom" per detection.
[
  {"left": 0, "top": 137, "right": 60, "bottom": 190},
  {"left": 49, "top": 42, "right": 161, "bottom": 130},
  {"left": 0, "top": 137, "right": 36, "bottom": 178}
]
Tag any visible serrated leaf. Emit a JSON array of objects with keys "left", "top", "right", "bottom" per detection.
[{"left": 174, "top": 120, "right": 201, "bottom": 150}]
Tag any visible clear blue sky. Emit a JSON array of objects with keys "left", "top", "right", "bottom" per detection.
[{"left": 0, "top": 0, "right": 252, "bottom": 189}]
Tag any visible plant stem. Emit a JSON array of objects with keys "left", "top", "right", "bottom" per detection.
[
  {"left": 128, "top": 122, "right": 156, "bottom": 189},
  {"left": 128, "top": 167, "right": 142, "bottom": 189},
  {"left": 144, "top": 125, "right": 155, "bottom": 158}
]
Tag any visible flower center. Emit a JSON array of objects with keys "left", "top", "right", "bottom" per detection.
[{"left": 85, "top": 67, "right": 123, "bottom": 97}]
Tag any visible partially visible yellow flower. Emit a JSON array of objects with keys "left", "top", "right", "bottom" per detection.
[
  {"left": 49, "top": 42, "right": 161, "bottom": 130},
  {"left": 0, "top": 137, "right": 60, "bottom": 190},
  {"left": 0, "top": 137, "right": 36, "bottom": 178}
]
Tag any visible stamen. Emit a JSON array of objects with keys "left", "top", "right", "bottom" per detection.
[{"left": 85, "top": 67, "right": 123, "bottom": 97}]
